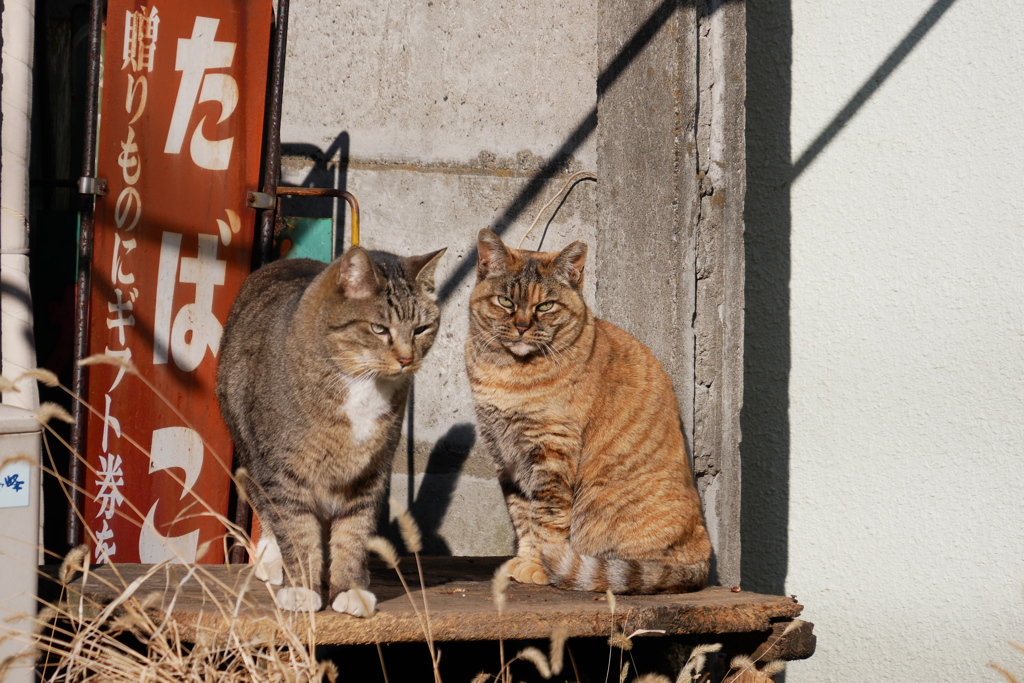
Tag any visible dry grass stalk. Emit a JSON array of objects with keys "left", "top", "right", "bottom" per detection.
[
  {"left": 29, "top": 369, "right": 251, "bottom": 570},
  {"left": 37, "top": 402, "right": 75, "bottom": 426},
  {"left": 71, "top": 360, "right": 231, "bottom": 482},
  {"left": 367, "top": 536, "right": 400, "bottom": 568},
  {"left": 24, "top": 543, "right": 340, "bottom": 682},
  {"left": 77, "top": 354, "right": 138, "bottom": 374},
  {"left": 58, "top": 545, "right": 88, "bottom": 586},
  {"left": 488, "top": 645, "right": 555, "bottom": 683},
  {"left": 392, "top": 506, "right": 439, "bottom": 681},
  {"left": 491, "top": 561, "right": 512, "bottom": 614},
  {"left": 549, "top": 626, "right": 568, "bottom": 676},
  {"left": 676, "top": 642, "right": 722, "bottom": 682},
  {"left": 395, "top": 506, "right": 423, "bottom": 554},
  {"left": 514, "top": 646, "right": 551, "bottom": 679},
  {"left": 0, "top": 375, "right": 21, "bottom": 393},
  {"left": 490, "top": 559, "right": 514, "bottom": 683},
  {"left": 365, "top": 533, "right": 441, "bottom": 683},
  {"left": 718, "top": 618, "right": 802, "bottom": 682},
  {"left": 18, "top": 368, "right": 60, "bottom": 387},
  {"left": 634, "top": 675, "right": 672, "bottom": 683},
  {"left": 8, "top": 367, "right": 367, "bottom": 682},
  {"left": 608, "top": 632, "right": 633, "bottom": 651},
  {"left": 723, "top": 654, "right": 770, "bottom": 683}
]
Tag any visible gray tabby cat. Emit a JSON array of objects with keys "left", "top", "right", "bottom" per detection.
[{"left": 216, "top": 246, "right": 446, "bottom": 614}]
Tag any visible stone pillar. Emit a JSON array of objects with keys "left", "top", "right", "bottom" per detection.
[{"left": 595, "top": 0, "right": 745, "bottom": 587}]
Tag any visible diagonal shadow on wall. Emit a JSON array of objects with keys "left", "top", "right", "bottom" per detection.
[
  {"left": 280, "top": 0, "right": 748, "bottom": 556},
  {"left": 435, "top": 0, "right": 738, "bottom": 305},
  {"left": 742, "top": 0, "right": 959, "bottom": 597}
]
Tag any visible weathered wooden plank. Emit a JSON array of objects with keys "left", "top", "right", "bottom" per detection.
[{"left": 65, "top": 557, "right": 804, "bottom": 647}]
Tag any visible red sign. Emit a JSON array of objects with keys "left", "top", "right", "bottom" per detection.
[{"left": 83, "top": 1, "right": 271, "bottom": 564}]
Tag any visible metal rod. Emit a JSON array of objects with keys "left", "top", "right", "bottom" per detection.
[
  {"left": 68, "top": 0, "right": 105, "bottom": 551},
  {"left": 257, "top": 0, "right": 290, "bottom": 265},
  {"left": 274, "top": 187, "right": 360, "bottom": 247}
]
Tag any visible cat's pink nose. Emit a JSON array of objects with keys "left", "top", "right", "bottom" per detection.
[
  {"left": 397, "top": 357, "right": 413, "bottom": 367},
  {"left": 514, "top": 322, "right": 530, "bottom": 333}
]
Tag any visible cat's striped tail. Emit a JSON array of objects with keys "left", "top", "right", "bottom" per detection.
[{"left": 540, "top": 545, "right": 709, "bottom": 594}]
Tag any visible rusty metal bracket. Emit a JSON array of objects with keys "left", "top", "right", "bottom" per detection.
[
  {"left": 246, "top": 190, "right": 276, "bottom": 209},
  {"left": 77, "top": 176, "right": 108, "bottom": 196},
  {"left": 274, "top": 187, "right": 360, "bottom": 248}
]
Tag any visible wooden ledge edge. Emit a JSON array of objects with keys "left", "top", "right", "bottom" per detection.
[{"left": 749, "top": 619, "right": 817, "bottom": 662}]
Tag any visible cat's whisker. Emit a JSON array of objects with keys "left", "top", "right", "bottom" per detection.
[
  {"left": 471, "top": 330, "right": 504, "bottom": 351},
  {"left": 539, "top": 344, "right": 553, "bottom": 366},
  {"left": 544, "top": 342, "right": 566, "bottom": 367},
  {"left": 546, "top": 345, "right": 562, "bottom": 367}
]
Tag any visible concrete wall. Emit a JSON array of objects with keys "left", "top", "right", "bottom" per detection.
[
  {"left": 278, "top": 0, "right": 747, "bottom": 578},
  {"left": 745, "top": 1, "right": 1024, "bottom": 680},
  {"left": 280, "top": 0, "right": 600, "bottom": 555}
]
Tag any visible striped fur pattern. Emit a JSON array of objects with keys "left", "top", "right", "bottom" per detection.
[
  {"left": 217, "top": 246, "right": 445, "bottom": 610},
  {"left": 465, "top": 229, "right": 710, "bottom": 594}
]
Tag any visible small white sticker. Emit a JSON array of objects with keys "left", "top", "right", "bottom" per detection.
[{"left": 0, "top": 461, "right": 30, "bottom": 508}]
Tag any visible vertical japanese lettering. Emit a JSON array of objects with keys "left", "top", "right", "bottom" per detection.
[{"left": 164, "top": 17, "right": 238, "bottom": 170}]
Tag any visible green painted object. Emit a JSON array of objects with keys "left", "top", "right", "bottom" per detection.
[{"left": 277, "top": 217, "right": 333, "bottom": 263}]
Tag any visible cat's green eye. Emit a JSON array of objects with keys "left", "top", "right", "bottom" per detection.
[
  {"left": 370, "top": 323, "right": 388, "bottom": 335},
  {"left": 536, "top": 301, "right": 555, "bottom": 312},
  {"left": 414, "top": 325, "right": 430, "bottom": 336},
  {"left": 497, "top": 296, "right": 514, "bottom": 309}
]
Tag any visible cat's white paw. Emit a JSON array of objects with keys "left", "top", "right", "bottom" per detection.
[
  {"left": 275, "top": 586, "right": 322, "bottom": 612},
  {"left": 331, "top": 588, "right": 377, "bottom": 617},
  {"left": 254, "top": 534, "right": 284, "bottom": 585}
]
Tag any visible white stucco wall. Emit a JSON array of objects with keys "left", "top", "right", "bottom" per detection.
[{"left": 767, "top": 2, "right": 1024, "bottom": 680}]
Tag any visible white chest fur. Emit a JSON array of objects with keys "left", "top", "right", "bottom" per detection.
[{"left": 343, "top": 377, "right": 399, "bottom": 443}]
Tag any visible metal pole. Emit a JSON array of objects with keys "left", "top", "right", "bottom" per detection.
[
  {"left": 68, "top": 0, "right": 105, "bottom": 551},
  {"left": 258, "top": 0, "right": 290, "bottom": 265}
]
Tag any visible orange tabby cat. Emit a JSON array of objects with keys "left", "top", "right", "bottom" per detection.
[{"left": 465, "top": 229, "right": 710, "bottom": 593}]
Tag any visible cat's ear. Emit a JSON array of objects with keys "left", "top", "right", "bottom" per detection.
[
  {"left": 476, "top": 229, "right": 511, "bottom": 281},
  {"left": 336, "top": 246, "right": 382, "bottom": 299},
  {"left": 550, "top": 240, "right": 587, "bottom": 288},
  {"left": 407, "top": 248, "right": 447, "bottom": 295}
]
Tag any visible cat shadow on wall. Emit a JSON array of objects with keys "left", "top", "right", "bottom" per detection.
[{"left": 378, "top": 421, "right": 476, "bottom": 556}]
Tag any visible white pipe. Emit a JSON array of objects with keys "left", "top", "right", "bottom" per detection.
[
  {"left": 1, "top": 0, "right": 39, "bottom": 411},
  {"left": 0, "top": 7, "right": 42, "bottom": 682}
]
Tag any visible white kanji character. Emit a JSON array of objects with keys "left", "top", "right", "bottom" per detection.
[
  {"left": 94, "top": 520, "right": 116, "bottom": 563},
  {"left": 111, "top": 234, "right": 137, "bottom": 286},
  {"left": 122, "top": 6, "right": 160, "bottom": 72},
  {"left": 94, "top": 454, "right": 124, "bottom": 521},
  {"left": 118, "top": 126, "right": 141, "bottom": 185},
  {"left": 103, "top": 347, "right": 133, "bottom": 392},
  {"left": 106, "top": 288, "right": 135, "bottom": 345},
  {"left": 164, "top": 17, "right": 238, "bottom": 170},
  {"left": 153, "top": 232, "right": 226, "bottom": 372},
  {"left": 171, "top": 234, "right": 225, "bottom": 371},
  {"left": 101, "top": 394, "right": 122, "bottom": 453}
]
